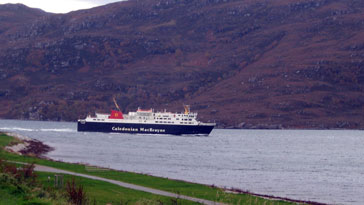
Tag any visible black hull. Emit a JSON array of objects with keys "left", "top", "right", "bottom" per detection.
[{"left": 77, "top": 121, "right": 214, "bottom": 135}]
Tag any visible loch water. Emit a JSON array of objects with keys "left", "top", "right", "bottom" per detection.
[{"left": 1, "top": 119, "right": 363, "bottom": 204}]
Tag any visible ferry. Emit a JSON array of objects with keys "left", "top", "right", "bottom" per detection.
[{"left": 77, "top": 100, "right": 215, "bottom": 135}]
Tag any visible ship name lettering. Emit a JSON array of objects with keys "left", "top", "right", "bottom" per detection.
[
  {"left": 111, "top": 126, "right": 165, "bottom": 133},
  {"left": 140, "top": 127, "right": 165, "bottom": 133},
  {"left": 112, "top": 126, "right": 139, "bottom": 132}
]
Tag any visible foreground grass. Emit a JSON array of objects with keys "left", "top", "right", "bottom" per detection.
[
  {"left": 0, "top": 164, "right": 195, "bottom": 205},
  {"left": 0, "top": 132, "right": 296, "bottom": 204},
  {"left": 0, "top": 162, "right": 69, "bottom": 205},
  {"left": 36, "top": 172, "right": 196, "bottom": 205}
]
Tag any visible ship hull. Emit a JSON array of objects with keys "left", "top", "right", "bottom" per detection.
[{"left": 77, "top": 121, "right": 214, "bottom": 135}]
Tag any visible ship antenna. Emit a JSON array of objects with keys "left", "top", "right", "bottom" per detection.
[
  {"left": 113, "top": 97, "right": 122, "bottom": 112},
  {"left": 183, "top": 104, "right": 190, "bottom": 115}
]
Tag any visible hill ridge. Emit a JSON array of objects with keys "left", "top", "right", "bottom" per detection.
[{"left": 0, "top": 0, "right": 363, "bottom": 129}]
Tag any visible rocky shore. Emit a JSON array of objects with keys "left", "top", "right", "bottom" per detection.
[{"left": 4, "top": 132, "right": 53, "bottom": 158}]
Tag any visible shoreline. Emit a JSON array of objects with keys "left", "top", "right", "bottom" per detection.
[
  {"left": 2, "top": 131, "right": 326, "bottom": 205},
  {"left": 4, "top": 132, "right": 54, "bottom": 158},
  {"left": 1, "top": 118, "right": 364, "bottom": 130}
]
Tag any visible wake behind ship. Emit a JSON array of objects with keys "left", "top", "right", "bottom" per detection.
[{"left": 77, "top": 105, "right": 215, "bottom": 135}]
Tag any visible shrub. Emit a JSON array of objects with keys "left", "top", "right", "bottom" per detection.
[
  {"left": 18, "top": 163, "right": 37, "bottom": 185},
  {"left": 65, "top": 178, "right": 88, "bottom": 205}
]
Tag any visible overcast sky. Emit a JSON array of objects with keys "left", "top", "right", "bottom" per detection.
[{"left": 0, "top": 0, "right": 124, "bottom": 13}]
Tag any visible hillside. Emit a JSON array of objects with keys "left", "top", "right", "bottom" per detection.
[{"left": 0, "top": 0, "right": 363, "bottom": 129}]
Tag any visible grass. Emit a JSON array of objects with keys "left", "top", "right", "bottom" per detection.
[
  {"left": 0, "top": 132, "right": 298, "bottom": 204},
  {"left": 0, "top": 162, "right": 67, "bottom": 205},
  {"left": 36, "top": 172, "right": 197, "bottom": 205},
  {"left": 0, "top": 165, "right": 195, "bottom": 205}
]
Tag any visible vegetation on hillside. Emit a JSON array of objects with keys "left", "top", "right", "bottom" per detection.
[{"left": 0, "top": 0, "right": 364, "bottom": 128}]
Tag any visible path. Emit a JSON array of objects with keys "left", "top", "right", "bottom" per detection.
[{"left": 34, "top": 164, "right": 225, "bottom": 205}]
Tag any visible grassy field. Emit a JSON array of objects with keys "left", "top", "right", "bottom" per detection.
[
  {"left": 36, "top": 172, "right": 198, "bottom": 205},
  {"left": 0, "top": 132, "right": 298, "bottom": 204}
]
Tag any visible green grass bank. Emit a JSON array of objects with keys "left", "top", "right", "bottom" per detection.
[{"left": 0, "top": 132, "right": 302, "bottom": 204}]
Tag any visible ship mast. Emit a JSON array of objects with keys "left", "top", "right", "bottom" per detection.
[{"left": 113, "top": 97, "right": 122, "bottom": 112}]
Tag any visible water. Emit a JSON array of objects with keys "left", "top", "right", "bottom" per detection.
[{"left": 1, "top": 119, "right": 363, "bottom": 204}]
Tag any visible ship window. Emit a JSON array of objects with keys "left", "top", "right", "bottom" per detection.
[
  {"left": 189, "top": 119, "right": 192, "bottom": 121},
  {"left": 176, "top": 118, "right": 179, "bottom": 120},
  {"left": 168, "top": 118, "right": 171, "bottom": 120}
]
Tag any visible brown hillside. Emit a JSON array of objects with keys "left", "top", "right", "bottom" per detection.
[
  {"left": 0, "top": 4, "right": 48, "bottom": 31},
  {"left": 0, "top": 0, "right": 363, "bottom": 129}
]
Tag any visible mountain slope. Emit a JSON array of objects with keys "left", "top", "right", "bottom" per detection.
[
  {"left": 180, "top": 0, "right": 364, "bottom": 128},
  {"left": 0, "top": 4, "right": 48, "bottom": 34},
  {"left": 0, "top": 0, "right": 363, "bottom": 128}
]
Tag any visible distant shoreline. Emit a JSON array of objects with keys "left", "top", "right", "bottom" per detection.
[{"left": 1, "top": 117, "right": 364, "bottom": 131}]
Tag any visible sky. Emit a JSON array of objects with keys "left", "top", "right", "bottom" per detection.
[{"left": 0, "top": 0, "right": 124, "bottom": 13}]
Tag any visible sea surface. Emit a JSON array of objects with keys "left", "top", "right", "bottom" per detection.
[{"left": 1, "top": 119, "right": 363, "bottom": 205}]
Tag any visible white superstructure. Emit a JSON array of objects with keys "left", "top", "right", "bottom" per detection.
[{"left": 82, "top": 105, "right": 214, "bottom": 126}]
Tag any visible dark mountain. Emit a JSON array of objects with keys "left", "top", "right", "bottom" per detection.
[
  {"left": 0, "top": 0, "right": 364, "bottom": 129},
  {"left": 0, "top": 4, "right": 48, "bottom": 36}
]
